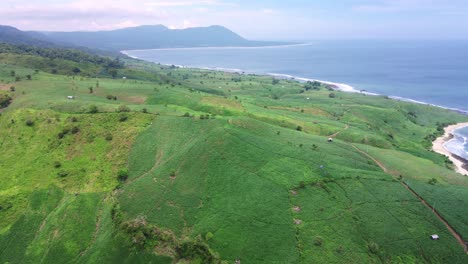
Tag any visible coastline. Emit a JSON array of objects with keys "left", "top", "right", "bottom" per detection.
[
  {"left": 121, "top": 49, "right": 468, "bottom": 116},
  {"left": 121, "top": 42, "right": 312, "bottom": 53},
  {"left": 432, "top": 123, "right": 468, "bottom": 176}
]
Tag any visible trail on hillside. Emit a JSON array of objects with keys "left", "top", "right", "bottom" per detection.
[
  {"left": 351, "top": 144, "right": 468, "bottom": 253},
  {"left": 327, "top": 124, "right": 349, "bottom": 138}
]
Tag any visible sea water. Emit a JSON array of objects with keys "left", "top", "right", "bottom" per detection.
[
  {"left": 124, "top": 40, "right": 468, "bottom": 159},
  {"left": 124, "top": 40, "right": 468, "bottom": 112}
]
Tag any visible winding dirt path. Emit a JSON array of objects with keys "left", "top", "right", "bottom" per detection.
[
  {"left": 351, "top": 144, "right": 467, "bottom": 253},
  {"left": 328, "top": 124, "right": 349, "bottom": 138}
]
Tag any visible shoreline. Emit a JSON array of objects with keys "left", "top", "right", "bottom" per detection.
[
  {"left": 121, "top": 43, "right": 312, "bottom": 53},
  {"left": 432, "top": 122, "right": 468, "bottom": 176},
  {"left": 121, "top": 50, "right": 468, "bottom": 116}
]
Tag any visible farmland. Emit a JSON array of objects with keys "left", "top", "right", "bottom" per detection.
[{"left": 0, "top": 50, "right": 467, "bottom": 263}]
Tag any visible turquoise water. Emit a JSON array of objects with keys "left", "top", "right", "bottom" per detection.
[{"left": 124, "top": 40, "right": 468, "bottom": 112}]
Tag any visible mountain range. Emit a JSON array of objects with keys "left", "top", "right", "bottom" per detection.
[{"left": 0, "top": 25, "right": 286, "bottom": 52}]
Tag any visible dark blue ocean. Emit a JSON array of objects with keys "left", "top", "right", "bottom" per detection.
[
  {"left": 124, "top": 40, "right": 468, "bottom": 159},
  {"left": 124, "top": 40, "right": 468, "bottom": 111}
]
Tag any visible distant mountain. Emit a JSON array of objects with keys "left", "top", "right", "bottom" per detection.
[
  {"left": 41, "top": 25, "right": 287, "bottom": 51},
  {"left": 0, "top": 25, "right": 57, "bottom": 47}
]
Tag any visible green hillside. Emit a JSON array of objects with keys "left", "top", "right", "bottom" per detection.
[{"left": 0, "top": 47, "right": 467, "bottom": 263}]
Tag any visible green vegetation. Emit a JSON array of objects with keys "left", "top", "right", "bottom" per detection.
[{"left": 0, "top": 45, "right": 467, "bottom": 263}]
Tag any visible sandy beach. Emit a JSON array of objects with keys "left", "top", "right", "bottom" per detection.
[{"left": 432, "top": 122, "right": 468, "bottom": 176}]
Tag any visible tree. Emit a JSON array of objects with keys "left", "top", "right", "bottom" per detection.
[
  {"left": 329, "top": 93, "right": 336, "bottom": 98},
  {"left": 9, "top": 86, "right": 15, "bottom": 92},
  {"left": 118, "top": 168, "right": 129, "bottom": 182},
  {"left": 296, "top": 126, "right": 303, "bottom": 131},
  {"left": 10, "top": 70, "right": 15, "bottom": 77},
  {"left": 109, "top": 69, "right": 118, "bottom": 78},
  {"left": 26, "top": 74, "right": 32, "bottom": 80},
  {"left": 88, "top": 87, "right": 94, "bottom": 94},
  {"left": 72, "top": 67, "right": 81, "bottom": 74}
]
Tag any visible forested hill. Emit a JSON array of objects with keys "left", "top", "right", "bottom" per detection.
[
  {"left": 0, "top": 25, "right": 57, "bottom": 47},
  {"left": 0, "top": 43, "right": 124, "bottom": 77}
]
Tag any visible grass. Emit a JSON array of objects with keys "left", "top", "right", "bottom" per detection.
[{"left": 0, "top": 52, "right": 468, "bottom": 263}]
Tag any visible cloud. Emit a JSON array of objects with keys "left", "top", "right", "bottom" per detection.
[
  {"left": 262, "top": 9, "right": 275, "bottom": 14},
  {"left": 0, "top": 0, "right": 232, "bottom": 31},
  {"left": 352, "top": 0, "right": 468, "bottom": 13}
]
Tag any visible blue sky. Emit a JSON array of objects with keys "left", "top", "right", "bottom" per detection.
[{"left": 1, "top": 0, "right": 467, "bottom": 40}]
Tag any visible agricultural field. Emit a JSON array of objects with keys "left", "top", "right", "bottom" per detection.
[{"left": 0, "top": 50, "right": 467, "bottom": 263}]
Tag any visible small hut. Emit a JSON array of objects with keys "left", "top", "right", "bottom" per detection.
[
  {"left": 328, "top": 138, "right": 333, "bottom": 143},
  {"left": 67, "top": 96, "right": 75, "bottom": 100},
  {"left": 430, "top": 234, "right": 440, "bottom": 240}
]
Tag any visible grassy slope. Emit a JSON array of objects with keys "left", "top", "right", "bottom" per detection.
[{"left": 0, "top": 56, "right": 467, "bottom": 263}]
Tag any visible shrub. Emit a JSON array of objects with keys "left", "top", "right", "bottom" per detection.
[
  {"left": 336, "top": 246, "right": 344, "bottom": 254},
  {"left": 118, "top": 168, "right": 129, "bottom": 182},
  {"left": 58, "top": 128, "right": 71, "bottom": 139},
  {"left": 299, "top": 181, "right": 306, "bottom": 189},
  {"left": 117, "top": 105, "right": 130, "bottom": 113},
  {"left": 71, "top": 126, "right": 80, "bottom": 134},
  {"left": 105, "top": 133, "right": 113, "bottom": 141},
  {"left": 428, "top": 178, "right": 438, "bottom": 185},
  {"left": 88, "top": 105, "right": 98, "bottom": 114},
  {"left": 25, "top": 119, "right": 34, "bottom": 126},
  {"left": 9, "top": 86, "right": 15, "bottom": 92},
  {"left": 142, "top": 108, "right": 148, "bottom": 113},
  {"left": 368, "top": 241, "right": 380, "bottom": 255},
  {"left": 119, "top": 114, "right": 128, "bottom": 122},
  {"left": 183, "top": 112, "right": 191, "bottom": 117},
  {"left": 57, "top": 171, "right": 68, "bottom": 177},
  {"left": 176, "top": 241, "right": 218, "bottom": 263},
  {"left": 313, "top": 236, "right": 323, "bottom": 246},
  {"left": 70, "top": 116, "right": 78, "bottom": 122},
  {"left": 329, "top": 93, "right": 336, "bottom": 98},
  {"left": 296, "top": 126, "right": 303, "bottom": 131},
  {"left": 205, "top": 232, "right": 214, "bottom": 241},
  {"left": 54, "top": 161, "right": 62, "bottom": 168}
]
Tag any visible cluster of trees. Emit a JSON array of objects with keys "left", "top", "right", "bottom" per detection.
[
  {"left": 0, "top": 43, "right": 124, "bottom": 69},
  {"left": 0, "top": 93, "right": 12, "bottom": 108},
  {"left": 304, "top": 80, "right": 322, "bottom": 91}
]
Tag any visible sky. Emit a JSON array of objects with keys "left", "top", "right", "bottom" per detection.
[{"left": 1, "top": 0, "right": 468, "bottom": 40}]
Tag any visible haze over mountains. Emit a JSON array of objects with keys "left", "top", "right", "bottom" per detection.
[{"left": 0, "top": 25, "right": 285, "bottom": 52}]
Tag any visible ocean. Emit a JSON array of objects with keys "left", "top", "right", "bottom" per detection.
[
  {"left": 123, "top": 40, "right": 468, "bottom": 112},
  {"left": 124, "top": 40, "right": 468, "bottom": 159},
  {"left": 446, "top": 126, "right": 468, "bottom": 160}
]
